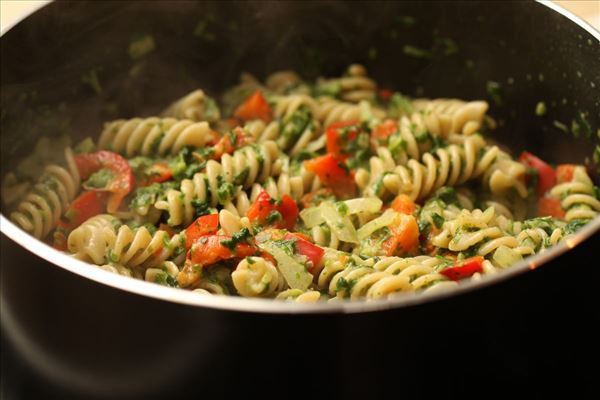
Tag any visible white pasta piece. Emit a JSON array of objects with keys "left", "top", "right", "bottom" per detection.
[
  {"left": 232, "top": 257, "right": 286, "bottom": 297},
  {"left": 10, "top": 147, "right": 80, "bottom": 239},
  {"left": 161, "top": 89, "right": 220, "bottom": 123},
  {"left": 99, "top": 117, "right": 212, "bottom": 157}
]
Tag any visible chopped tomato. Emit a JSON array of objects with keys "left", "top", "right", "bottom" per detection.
[
  {"left": 212, "top": 127, "right": 255, "bottom": 160},
  {"left": 390, "top": 194, "right": 416, "bottom": 215},
  {"left": 326, "top": 120, "right": 360, "bottom": 157},
  {"left": 377, "top": 88, "right": 394, "bottom": 102},
  {"left": 284, "top": 232, "right": 324, "bottom": 274},
  {"left": 556, "top": 164, "right": 576, "bottom": 183},
  {"left": 75, "top": 151, "right": 134, "bottom": 213},
  {"left": 139, "top": 163, "right": 172, "bottom": 186},
  {"left": 519, "top": 151, "right": 556, "bottom": 195},
  {"left": 234, "top": 90, "right": 272, "bottom": 123},
  {"left": 53, "top": 191, "right": 106, "bottom": 250},
  {"left": 538, "top": 197, "right": 565, "bottom": 219},
  {"left": 304, "top": 154, "right": 357, "bottom": 199},
  {"left": 440, "top": 256, "right": 484, "bottom": 281},
  {"left": 185, "top": 214, "right": 220, "bottom": 249},
  {"left": 188, "top": 234, "right": 256, "bottom": 266},
  {"left": 382, "top": 213, "right": 420, "bottom": 256},
  {"left": 371, "top": 119, "right": 398, "bottom": 140},
  {"left": 246, "top": 191, "right": 298, "bottom": 230}
]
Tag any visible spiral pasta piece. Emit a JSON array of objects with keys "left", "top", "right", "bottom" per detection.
[
  {"left": 232, "top": 256, "right": 287, "bottom": 297},
  {"left": 68, "top": 214, "right": 120, "bottom": 265},
  {"left": 362, "top": 135, "right": 519, "bottom": 201},
  {"left": 431, "top": 208, "right": 535, "bottom": 259},
  {"left": 265, "top": 70, "right": 302, "bottom": 94},
  {"left": 272, "top": 94, "right": 320, "bottom": 120},
  {"left": 155, "top": 141, "right": 281, "bottom": 226},
  {"left": 316, "top": 97, "right": 385, "bottom": 128},
  {"left": 162, "top": 89, "right": 221, "bottom": 123},
  {"left": 98, "top": 117, "right": 212, "bottom": 157},
  {"left": 69, "top": 215, "right": 185, "bottom": 269},
  {"left": 549, "top": 166, "right": 600, "bottom": 221},
  {"left": 145, "top": 261, "right": 180, "bottom": 286},
  {"left": 276, "top": 289, "right": 321, "bottom": 302},
  {"left": 411, "top": 98, "right": 489, "bottom": 136},
  {"left": 9, "top": 147, "right": 80, "bottom": 239},
  {"left": 316, "top": 64, "right": 377, "bottom": 103}
]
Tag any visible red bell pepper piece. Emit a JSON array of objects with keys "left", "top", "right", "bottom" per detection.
[
  {"left": 325, "top": 120, "right": 360, "bottom": 157},
  {"left": 53, "top": 191, "right": 106, "bottom": 250},
  {"left": 139, "top": 162, "right": 172, "bottom": 187},
  {"left": 439, "top": 256, "right": 484, "bottom": 281},
  {"left": 234, "top": 90, "right": 272, "bottom": 123},
  {"left": 556, "top": 164, "right": 576, "bottom": 184},
  {"left": 304, "top": 154, "right": 357, "bottom": 199},
  {"left": 246, "top": 191, "right": 299, "bottom": 230},
  {"left": 187, "top": 234, "right": 257, "bottom": 266},
  {"left": 381, "top": 213, "right": 420, "bottom": 256},
  {"left": 537, "top": 197, "right": 565, "bottom": 219},
  {"left": 371, "top": 119, "right": 398, "bottom": 140},
  {"left": 185, "top": 214, "right": 220, "bottom": 250},
  {"left": 390, "top": 194, "right": 416, "bottom": 215},
  {"left": 377, "top": 88, "right": 394, "bottom": 102},
  {"left": 284, "top": 232, "right": 324, "bottom": 274},
  {"left": 519, "top": 151, "right": 556, "bottom": 195},
  {"left": 75, "top": 151, "right": 134, "bottom": 213}
]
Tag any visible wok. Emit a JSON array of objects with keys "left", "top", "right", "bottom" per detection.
[{"left": 1, "top": 1, "right": 599, "bottom": 398}]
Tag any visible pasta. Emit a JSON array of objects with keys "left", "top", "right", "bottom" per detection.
[{"left": 2, "top": 64, "right": 597, "bottom": 303}]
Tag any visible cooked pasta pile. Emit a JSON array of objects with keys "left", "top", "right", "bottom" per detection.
[{"left": 3, "top": 64, "right": 599, "bottom": 302}]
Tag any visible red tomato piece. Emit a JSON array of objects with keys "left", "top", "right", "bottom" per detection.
[
  {"left": 246, "top": 191, "right": 298, "bottom": 230},
  {"left": 371, "top": 119, "right": 398, "bottom": 140},
  {"left": 188, "top": 235, "right": 256, "bottom": 266},
  {"left": 284, "top": 232, "right": 324, "bottom": 274},
  {"left": 139, "top": 163, "right": 172, "bottom": 186},
  {"left": 556, "top": 164, "right": 576, "bottom": 184},
  {"left": 519, "top": 151, "right": 556, "bottom": 195},
  {"left": 325, "top": 120, "right": 360, "bottom": 156},
  {"left": 304, "top": 154, "right": 357, "bottom": 199},
  {"left": 377, "top": 88, "right": 394, "bottom": 102},
  {"left": 53, "top": 191, "right": 106, "bottom": 250},
  {"left": 538, "top": 197, "right": 565, "bottom": 219},
  {"left": 440, "top": 256, "right": 484, "bottom": 281},
  {"left": 382, "top": 213, "right": 420, "bottom": 256},
  {"left": 185, "top": 214, "right": 220, "bottom": 250},
  {"left": 390, "top": 194, "right": 416, "bottom": 215},
  {"left": 234, "top": 90, "right": 272, "bottom": 123},
  {"left": 75, "top": 151, "right": 135, "bottom": 213}
]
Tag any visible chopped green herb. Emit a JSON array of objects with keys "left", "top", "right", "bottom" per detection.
[
  {"left": 129, "top": 34, "right": 155, "bottom": 60},
  {"left": 388, "top": 93, "right": 413, "bottom": 117},
  {"left": 563, "top": 219, "right": 588, "bottom": 235},
  {"left": 535, "top": 101, "right": 547, "bottom": 116},
  {"left": 431, "top": 213, "right": 445, "bottom": 229},
  {"left": 266, "top": 210, "right": 282, "bottom": 224},
  {"left": 191, "top": 199, "right": 211, "bottom": 218},
  {"left": 403, "top": 45, "right": 432, "bottom": 59},
  {"left": 221, "top": 228, "right": 252, "bottom": 251},
  {"left": 81, "top": 69, "right": 102, "bottom": 94},
  {"left": 486, "top": 81, "right": 502, "bottom": 106},
  {"left": 83, "top": 169, "right": 114, "bottom": 189}
]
